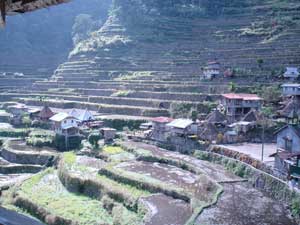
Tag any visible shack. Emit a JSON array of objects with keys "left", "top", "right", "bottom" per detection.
[{"left": 273, "top": 125, "right": 300, "bottom": 176}]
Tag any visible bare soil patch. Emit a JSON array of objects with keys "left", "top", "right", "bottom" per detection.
[
  {"left": 196, "top": 182, "right": 297, "bottom": 225},
  {"left": 123, "top": 141, "right": 243, "bottom": 182},
  {"left": 141, "top": 194, "right": 192, "bottom": 225}
]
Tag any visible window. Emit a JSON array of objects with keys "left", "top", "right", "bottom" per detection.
[
  {"left": 64, "top": 120, "right": 66, "bottom": 124},
  {"left": 285, "top": 138, "right": 292, "bottom": 152}
]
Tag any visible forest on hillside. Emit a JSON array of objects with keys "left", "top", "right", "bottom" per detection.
[{"left": 0, "top": 0, "right": 111, "bottom": 69}]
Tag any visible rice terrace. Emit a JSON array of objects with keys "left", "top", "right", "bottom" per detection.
[{"left": 0, "top": 0, "right": 300, "bottom": 224}]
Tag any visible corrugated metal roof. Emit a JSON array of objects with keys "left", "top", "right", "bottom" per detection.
[
  {"left": 50, "top": 112, "right": 74, "bottom": 122},
  {"left": 167, "top": 119, "right": 193, "bottom": 129}
]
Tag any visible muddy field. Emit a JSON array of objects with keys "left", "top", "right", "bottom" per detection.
[
  {"left": 123, "top": 141, "right": 243, "bottom": 182},
  {"left": 196, "top": 182, "right": 297, "bottom": 225},
  {"left": 141, "top": 194, "right": 192, "bottom": 225},
  {"left": 116, "top": 161, "right": 215, "bottom": 202}
]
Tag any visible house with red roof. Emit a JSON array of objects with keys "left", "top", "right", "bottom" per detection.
[{"left": 220, "top": 93, "right": 262, "bottom": 122}]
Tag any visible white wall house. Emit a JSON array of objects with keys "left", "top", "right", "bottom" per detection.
[
  {"left": 282, "top": 84, "right": 300, "bottom": 96},
  {"left": 284, "top": 67, "right": 299, "bottom": 79},
  {"left": 50, "top": 112, "right": 79, "bottom": 136},
  {"left": 201, "top": 61, "right": 221, "bottom": 80}
]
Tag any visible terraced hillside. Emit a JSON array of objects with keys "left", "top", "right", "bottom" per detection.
[
  {"left": 1, "top": 142, "right": 296, "bottom": 225},
  {"left": 1, "top": 0, "right": 300, "bottom": 117}
]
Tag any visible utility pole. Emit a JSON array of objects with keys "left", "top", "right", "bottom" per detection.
[{"left": 261, "top": 118, "right": 265, "bottom": 162}]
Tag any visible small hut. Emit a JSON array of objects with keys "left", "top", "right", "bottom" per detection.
[
  {"left": 280, "top": 98, "right": 300, "bottom": 123},
  {"left": 198, "top": 123, "right": 219, "bottom": 142},
  {"left": 38, "top": 106, "right": 54, "bottom": 121},
  {"left": 242, "top": 109, "right": 261, "bottom": 123},
  {"left": 206, "top": 110, "right": 226, "bottom": 125}
]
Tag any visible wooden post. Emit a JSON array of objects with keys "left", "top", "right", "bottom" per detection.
[{"left": 0, "top": 0, "right": 6, "bottom": 26}]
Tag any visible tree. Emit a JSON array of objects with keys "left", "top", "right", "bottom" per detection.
[
  {"left": 257, "top": 58, "right": 264, "bottom": 70},
  {"left": 190, "top": 109, "right": 198, "bottom": 122},
  {"left": 228, "top": 82, "right": 236, "bottom": 92},
  {"left": 88, "top": 132, "right": 102, "bottom": 148}
]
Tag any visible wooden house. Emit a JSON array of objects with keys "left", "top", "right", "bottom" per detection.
[
  {"left": 280, "top": 97, "right": 300, "bottom": 123},
  {"left": 273, "top": 125, "right": 300, "bottom": 176},
  {"left": 221, "top": 93, "right": 262, "bottom": 123},
  {"left": 50, "top": 112, "right": 79, "bottom": 137},
  {"left": 206, "top": 110, "right": 226, "bottom": 126},
  {"left": 151, "top": 117, "right": 173, "bottom": 141},
  {"left": 100, "top": 128, "right": 116, "bottom": 142},
  {"left": 38, "top": 106, "right": 54, "bottom": 121},
  {"left": 198, "top": 122, "right": 219, "bottom": 142}
]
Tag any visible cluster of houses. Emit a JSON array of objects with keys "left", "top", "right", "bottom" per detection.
[
  {"left": 6, "top": 104, "right": 116, "bottom": 144},
  {"left": 138, "top": 84, "right": 300, "bottom": 185},
  {"left": 201, "top": 60, "right": 300, "bottom": 81},
  {"left": 272, "top": 81, "right": 300, "bottom": 185},
  {"left": 141, "top": 92, "right": 263, "bottom": 147}
]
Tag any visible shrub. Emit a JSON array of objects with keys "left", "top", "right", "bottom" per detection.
[
  {"left": 21, "top": 115, "right": 32, "bottom": 128},
  {"left": 292, "top": 198, "right": 300, "bottom": 218},
  {"left": 26, "top": 129, "right": 55, "bottom": 148},
  {"left": 103, "top": 118, "right": 145, "bottom": 131},
  {"left": 0, "top": 128, "right": 29, "bottom": 137},
  {"left": 88, "top": 132, "right": 102, "bottom": 148}
]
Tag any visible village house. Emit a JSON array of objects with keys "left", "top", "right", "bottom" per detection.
[
  {"left": 228, "top": 109, "right": 261, "bottom": 133},
  {"left": 201, "top": 61, "right": 221, "bottom": 80},
  {"left": 7, "top": 104, "right": 28, "bottom": 125},
  {"left": 38, "top": 106, "right": 54, "bottom": 121},
  {"left": 283, "top": 67, "right": 299, "bottom": 80},
  {"left": 280, "top": 97, "right": 300, "bottom": 123},
  {"left": 167, "top": 119, "right": 197, "bottom": 137},
  {"left": 69, "top": 108, "right": 95, "bottom": 123},
  {"left": 273, "top": 125, "right": 300, "bottom": 181},
  {"left": 282, "top": 84, "right": 300, "bottom": 96},
  {"left": 7, "top": 104, "right": 28, "bottom": 116},
  {"left": 50, "top": 112, "right": 79, "bottom": 137},
  {"left": 198, "top": 122, "right": 219, "bottom": 142},
  {"left": 220, "top": 93, "right": 262, "bottom": 123},
  {"left": 150, "top": 117, "right": 174, "bottom": 141},
  {"left": 100, "top": 128, "right": 116, "bottom": 143},
  {"left": 139, "top": 122, "right": 153, "bottom": 130},
  {"left": 205, "top": 109, "right": 227, "bottom": 126},
  {"left": 28, "top": 108, "right": 41, "bottom": 120}
]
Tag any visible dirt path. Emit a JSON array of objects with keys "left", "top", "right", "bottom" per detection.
[
  {"left": 196, "top": 182, "right": 297, "bottom": 225},
  {"left": 141, "top": 194, "right": 192, "bottom": 225}
]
